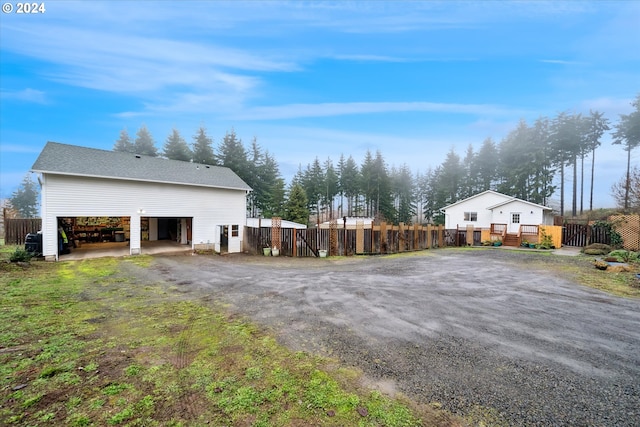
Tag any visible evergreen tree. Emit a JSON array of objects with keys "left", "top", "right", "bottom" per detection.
[
  {"left": 9, "top": 174, "right": 39, "bottom": 218},
  {"left": 475, "top": 137, "right": 499, "bottom": 192},
  {"left": 529, "top": 117, "right": 555, "bottom": 205},
  {"left": 113, "top": 129, "right": 134, "bottom": 153},
  {"left": 438, "top": 148, "right": 463, "bottom": 205},
  {"left": 217, "top": 128, "right": 250, "bottom": 184},
  {"left": 134, "top": 125, "right": 158, "bottom": 157},
  {"left": 192, "top": 127, "right": 216, "bottom": 165},
  {"left": 427, "top": 166, "right": 447, "bottom": 224},
  {"left": 359, "top": 151, "right": 375, "bottom": 217},
  {"left": 246, "top": 138, "right": 264, "bottom": 216},
  {"left": 550, "top": 112, "right": 581, "bottom": 216},
  {"left": 162, "top": 128, "right": 192, "bottom": 161},
  {"left": 302, "top": 158, "right": 324, "bottom": 223},
  {"left": 284, "top": 183, "right": 309, "bottom": 225},
  {"left": 322, "top": 158, "right": 339, "bottom": 221},
  {"left": 258, "top": 151, "right": 286, "bottom": 217},
  {"left": 461, "top": 144, "right": 478, "bottom": 198},
  {"left": 584, "top": 111, "right": 609, "bottom": 212},
  {"left": 497, "top": 119, "right": 534, "bottom": 200},
  {"left": 612, "top": 93, "right": 640, "bottom": 211},
  {"left": 371, "top": 151, "right": 395, "bottom": 221},
  {"left": 340, "top": 155, "right": 360, "bottom": 216},
  {"left": 392, "top": 163, "right": 415, "bottom": 224}
]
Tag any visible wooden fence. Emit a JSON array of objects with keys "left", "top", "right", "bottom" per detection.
[
  {"left": 244, "top": 222, "right": 447, "bottom": 257},
  {"left": 562, "top": 222, "right": 612, "bottom": 247},
  {"left": 3, "top": 218, "right": 42, "bottom": 245}
]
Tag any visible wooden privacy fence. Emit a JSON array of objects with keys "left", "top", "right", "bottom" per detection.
[
  {"left": 3, "top": 218, "right": 42, "bottom": 245},
  {"left": 562, "top": 222, "right": 611, "bottom": 247},
  {"left": 244, "top": 222, "right": 446, "bottom": 257}
]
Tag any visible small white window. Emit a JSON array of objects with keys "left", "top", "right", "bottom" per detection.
[
  {"left": 231, "top": 225, "right": 239, "bottom": 237},
  {"left": 511, "top": 213, "right": 520, "bottom": 224},
  {"left": 464, "top": 212, "right": 478, "bottom": 221}
]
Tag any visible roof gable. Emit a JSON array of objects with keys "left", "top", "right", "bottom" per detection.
[
  {"left": 487, "top": 198, "right": 552, "bottom": 211},
  {"left": 440, "top": 190, "right": 511, "bottom": 211},
  {"left": 31, "top": 142, "right": 252, "bottom": 191},
  {"left": 440, "top": 190, "right": 551, "bottom": 211}
]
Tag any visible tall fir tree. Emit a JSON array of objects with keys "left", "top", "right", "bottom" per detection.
[
  {"left": 113, "top": 129, "right": 134, "bottom": 153},
  {"left": 192, "top": 127, "right": 216, "bottom": 165},
  {"left": 284, "top": 183, "right": 309, "bottom": 225},
  {"left": 339, "top": 155, "right": 360, "bottom": 216},
  {"left": 9, "top": 174, "right": 39, "bottom": 218},
  {"left": 217, "top": 128, "right": 250, "bottom": 184},
  {"left": 475, "top": 137, "right": 499, "bottom": 192},
  {"left": 584, "top": 111, "right": 609, "bottom": 212},
  {"left": 162, "top": 128, "right": 192, "bottom": 161},
  {"left": 134, "top": 125, "right": 158, "bottom": 157}
]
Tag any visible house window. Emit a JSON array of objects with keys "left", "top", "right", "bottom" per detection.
[
  {"left": 231, "top": 225, "right": 239, "bottom": 237},
  {"left": 464, "top": 212, "right": 478, "bottom": 222},
  {"left": 511, "top": 213, "right": 520, "bottom": 224}
]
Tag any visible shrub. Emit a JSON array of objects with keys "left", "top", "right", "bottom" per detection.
[
  {"left": 583, "top": 243, "right": 611, "bottom": 255},
  {"left": 9, "top": 248, "right": 34, "bottom": 263},
  {"left": 608, "top": 250, "right": 638, "bottom": 263}
]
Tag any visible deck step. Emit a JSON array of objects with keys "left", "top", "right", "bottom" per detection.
[{"left": 503, "top": 233, "right": 520, "bottom": 247}]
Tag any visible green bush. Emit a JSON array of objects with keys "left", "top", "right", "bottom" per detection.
[
  {"left": 608, "top": 250, "right": 639, "bottom": 263},
  {"left": 9, "top": 248, "right": 34, "bottom": 263}
]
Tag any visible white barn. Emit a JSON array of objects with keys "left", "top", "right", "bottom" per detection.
[
  {"left": 440, "top": 190, "right": 554, "bottom": 232},
  {"left": 31, "top": 142, "right": 251, "bottom": 260}
]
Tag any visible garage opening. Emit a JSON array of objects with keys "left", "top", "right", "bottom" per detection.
[
  {"left": 142, "top": 217, "right": 192, "bottom": 244},
  {"left": 57, "top": 216, "right": 131, "bottom": 258},
  {"left": 56, "top": 216, "right": 192, "bottom": 259}
]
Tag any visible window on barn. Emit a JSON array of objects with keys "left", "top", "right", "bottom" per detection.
[
  {"left": 231, "top": 225, "right": 239, "bottom": 237},
  {"left": 511, "top": 213, "right": 520, "bottom": 224},
  {"left": 464, "top": 212, "right": 478, "bottom": 221}
]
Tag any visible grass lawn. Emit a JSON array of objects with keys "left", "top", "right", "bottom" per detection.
[{"left": 0, "top": 246, "right": 457, "bottom": 427}]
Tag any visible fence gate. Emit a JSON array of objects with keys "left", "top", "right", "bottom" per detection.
[
  {"left": 562, "top": 222, "right": 611, "bottom": 247},
  {"left": 563, "top": 223, "right": 588, "bottom": 247}
]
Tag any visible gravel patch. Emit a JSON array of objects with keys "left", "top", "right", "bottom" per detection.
[{"left": 136, "top": 249, "right": 640, "bottom": 426}]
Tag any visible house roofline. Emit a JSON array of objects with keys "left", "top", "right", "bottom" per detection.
[{"left": 31, "top": 169, "right": 252, "bottom": 192}]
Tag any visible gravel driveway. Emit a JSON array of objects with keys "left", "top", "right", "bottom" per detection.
[{"left": 141, "top": 249, "right": 640, "bottom": 426}]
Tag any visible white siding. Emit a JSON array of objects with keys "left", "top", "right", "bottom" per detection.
[
  {"left": 444, "top": 192, "right": 511, "bottom": 229},
  {"left": 490, "top": 201, "right": 545, "bottom": 233},
  {"left": 40, "top": 174, "right": 247, "bottom": 259}
]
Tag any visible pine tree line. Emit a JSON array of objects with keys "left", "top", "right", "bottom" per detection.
[{"left": 113, "top": 94, "right": 640, "bottom": 225}]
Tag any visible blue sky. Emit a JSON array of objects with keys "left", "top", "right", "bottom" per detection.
[{"left": 1, "top": 0, "right": 638, "bottom": 209}]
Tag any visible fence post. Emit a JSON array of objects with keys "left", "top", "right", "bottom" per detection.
[
  {"left": 380, "top": 222, "right": 387, "bottom": 253},
  {"left": 438, "top": 225, "right": 444, "bottom": 247},
  {"left": 356, "top": 220, "right": 364, "bottom": 254}
]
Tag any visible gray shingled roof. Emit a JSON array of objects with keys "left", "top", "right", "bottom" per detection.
[{"left": 31, "top": 141, "right": 252, "bottom": 191}]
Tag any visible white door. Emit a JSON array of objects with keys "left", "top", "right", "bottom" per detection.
[{"left": 509, "top": 212, "right": 521, "bottom": 233}]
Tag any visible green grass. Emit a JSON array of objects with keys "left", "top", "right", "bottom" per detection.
[{"left": 0, "top": 249, "right": 453, "bottom": 426}]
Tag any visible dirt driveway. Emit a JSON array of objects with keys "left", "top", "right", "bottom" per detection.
[{"left": 138, "top": 249, "right": 640, "bottom": 426}]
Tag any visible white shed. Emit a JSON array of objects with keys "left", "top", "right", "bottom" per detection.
[
  {"left": 440, "top": 190, "right": 554, "bottom": 232},
  {"left": 31, "top": 142, "right": 251, "bottom": 260}
]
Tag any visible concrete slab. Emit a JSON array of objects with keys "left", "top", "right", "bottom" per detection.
[{"left": 60, "top": 240, "right": 191, "bottom": 260}]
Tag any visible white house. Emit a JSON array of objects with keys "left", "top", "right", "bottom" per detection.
[
  {"left": 440, "top": 190, "right": 554, "bottom": 232},
  {"left": 31, "top": 141, "right": 251, "bottom": 260}
]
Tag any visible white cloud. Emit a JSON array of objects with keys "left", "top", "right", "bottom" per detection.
[
  {"left": 229, "top": 101, "right": 523, "bottom": 121},
  {"left": 1, "top": 88, "right": 48, "bottom": 104}
]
